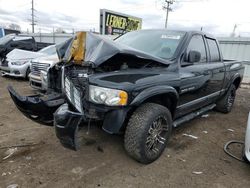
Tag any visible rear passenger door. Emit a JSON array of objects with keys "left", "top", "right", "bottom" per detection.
[
  {"left": 205, "top": 37, "right": 225, "bottom": 94},
  {"left": 176, "top": 34, "right": 223, "bottom": 117}
]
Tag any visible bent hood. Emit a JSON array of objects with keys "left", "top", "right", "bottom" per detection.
[
  {"left": 7, "top": 49, "right": 45, "bottom": 61},
  {"left": 61, "top": 32, "right": 171, "bottom": 67}
]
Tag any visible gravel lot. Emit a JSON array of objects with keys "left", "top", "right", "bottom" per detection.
[{"left": 0, "top": 76, "right": 250, "bottom": 188}]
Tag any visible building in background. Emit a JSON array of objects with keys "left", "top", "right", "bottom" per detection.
[{"left": 219, "top": 37, "right": 250, "bottom": 83}]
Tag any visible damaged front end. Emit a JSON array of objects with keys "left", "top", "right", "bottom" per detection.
[{"left": 8, "top": 30, "right": 172, "bottom": 151}]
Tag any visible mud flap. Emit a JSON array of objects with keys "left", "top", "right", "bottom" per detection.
[
  {"left": 8, "top": 85, "right": 65, "bottom": 126},
  {"left": 54, "top": 104, "right": 83, "bottom": 150}
]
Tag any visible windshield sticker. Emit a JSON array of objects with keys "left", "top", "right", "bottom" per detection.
[{"left": 161, "top": 35, "right": 181, "bottom": 40}]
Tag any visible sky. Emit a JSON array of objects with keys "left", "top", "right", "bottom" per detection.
[{"left": 0, "top": 0, "right": 250, "bottom": 37}]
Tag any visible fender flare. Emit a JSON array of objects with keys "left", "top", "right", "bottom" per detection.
[
  {"left": 228, "top": 73, "right": 242, "bottom": 90},
  {"left": 130, "top": 85, "right": 179, "bottom": 106}
]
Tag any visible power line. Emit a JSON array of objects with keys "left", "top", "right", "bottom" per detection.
[
  {"left": 31, "top": 0, "right": 36, "bottom": 33},
  {"left": 163, "top": 0, "right": 174, "bottom": 29}
]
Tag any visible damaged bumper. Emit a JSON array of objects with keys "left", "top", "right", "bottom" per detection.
[
  {"left": 54, "top": 103, "right": 84, "bottom": 150},
  {"left": 8, "top": 85, "right": 64, "bottom": 125}
]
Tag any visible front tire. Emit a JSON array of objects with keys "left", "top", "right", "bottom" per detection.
[
  {"left": 124, "top": 103, "right": 172, "bottom": 164},
  {"left": 215, "top": 84, "right": 236, "bottom": 113}
]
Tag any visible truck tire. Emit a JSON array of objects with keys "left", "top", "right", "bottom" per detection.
[
  {"left": 215, "top": 84, "right": 236, "bottom": 113},
  {"left": 124, "top": 103, "right": 172, "bottom": 164}
]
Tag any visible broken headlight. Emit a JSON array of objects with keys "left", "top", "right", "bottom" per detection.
[{"left": 89, "top": 85, "right": 128, "bottom": 106}]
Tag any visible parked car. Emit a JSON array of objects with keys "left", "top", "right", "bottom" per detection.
[
  {"left": 0, "top": 34, "right": 53, "bottom": 63},
  {"left": 0, "top": 45, "right": 56, "bottom": 79},
  {"left": 8, "top": 30, "right": 245, "bottom": 164},
  {"left": 28, "top": 37, "right": 75, "bottom": 90}
]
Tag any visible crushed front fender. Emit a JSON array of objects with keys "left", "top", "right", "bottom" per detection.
[{"left": 8, "top": 85, "right": 64, "bottom": 126}]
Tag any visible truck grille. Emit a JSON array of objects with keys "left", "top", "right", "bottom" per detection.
[
  {"left": 65, "top": 77, "right": 83, "bottom": 113},
  {"left": 30, "top": 61, "right": 50, "bottom": 76}
]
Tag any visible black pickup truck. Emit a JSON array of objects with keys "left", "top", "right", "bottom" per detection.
[
  {"left": 0, "top": 34, "right": 53, "bottom": 63},
  {"left": 8, "top": 30, "right": 245, "bottom": 164}
]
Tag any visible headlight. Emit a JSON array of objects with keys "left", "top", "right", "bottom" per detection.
[
  {"left": 89, "top": 85, "right": 128, "bottom": 106},
  {"left": 11, "top": 60, "right": 29, "bottom": 66}
]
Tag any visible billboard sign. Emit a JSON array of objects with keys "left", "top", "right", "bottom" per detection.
[{"left": 100, "top": 9, "right": 142, "bottom": 35}]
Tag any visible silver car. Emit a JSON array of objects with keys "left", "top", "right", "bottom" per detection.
[{"left": 0, "top": 45, "right": 56, "bottom": 79}]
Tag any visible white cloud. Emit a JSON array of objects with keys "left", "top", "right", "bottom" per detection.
[{"left": 0, "top": 0, "right": 249, "bottom": 36}]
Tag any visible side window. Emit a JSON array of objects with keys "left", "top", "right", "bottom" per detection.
[
  {"left": 206, "top": 38, "right": 220, "bottom": 62},
  {"left": 186, "top": 35, "right": 207, "bottom": 63}
]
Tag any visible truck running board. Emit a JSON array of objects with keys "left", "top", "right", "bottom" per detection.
[{"left": 173, "top": 104, "right": 216, "bottom": 127}]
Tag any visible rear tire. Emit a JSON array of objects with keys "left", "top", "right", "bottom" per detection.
[
  {"left": 215, "top": 84, "right": 236, "bottom": 113},
  {"left": 124, "top": 103, "right": 172, "bottom": 164}
]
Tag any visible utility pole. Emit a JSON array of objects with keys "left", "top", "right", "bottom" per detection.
[
  {"left": 31, "top": 0, "right": 36, "bottom": 33},
  {"left": 163, "top": 0, "right": 174, "bottom": 29}
]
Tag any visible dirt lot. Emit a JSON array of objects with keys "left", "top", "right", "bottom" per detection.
[{"left": 0, "top": 76, "right": 250, "bottom": 188}]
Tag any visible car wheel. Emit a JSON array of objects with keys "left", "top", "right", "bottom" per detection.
[
  {"left": 124, "top": 103, "right": 172, "bottom": 164},
  {"left": 215, "top": 84, "right": 236, "bottom": 113}
]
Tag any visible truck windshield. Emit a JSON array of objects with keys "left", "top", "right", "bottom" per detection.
[
  {"left": 0, "top": 35, "right": 14, "bottom": 45},
  {"left": 115, "top": 30, "right": 185, "bottom": 59},
  {"left": 39, "top": 45, "right": 57, "bottom": 55}
]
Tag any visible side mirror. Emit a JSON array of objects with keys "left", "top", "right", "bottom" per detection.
[{"left": 188, "top": 50, "right": 201, "bottom": 63}]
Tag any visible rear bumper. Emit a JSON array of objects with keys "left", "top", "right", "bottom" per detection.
[{"left": 8, "top": 85, "right": 64, "bottom": 125}]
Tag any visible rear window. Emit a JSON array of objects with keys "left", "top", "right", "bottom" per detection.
[{"left": 206, "top": 38, "right": 220, "bottom": 62}]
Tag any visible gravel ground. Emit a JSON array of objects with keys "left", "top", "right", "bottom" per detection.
[{"left": 0, "top": 76, "right": 250, "bottom": 188}]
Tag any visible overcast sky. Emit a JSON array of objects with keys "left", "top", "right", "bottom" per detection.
[{"left": 0, "top": 0, "right": 250, "bottom": 36}]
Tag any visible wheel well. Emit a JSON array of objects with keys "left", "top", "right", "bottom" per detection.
[
  {"left": 233, "top": 77, "right": 241, "bottom": 89},
  {"left": 143, "top": 93, "right": 177, "bottom": 118},
  {"left": 120, "top": 93, "right": 177, "bottom": 133}
]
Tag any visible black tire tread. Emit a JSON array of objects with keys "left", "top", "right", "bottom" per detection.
[
  {"left": 215, "top": 84, "right": 236, "bottom": 113},
  {"left": 124, "top": 103, "right": 172, "bottom": 164}
]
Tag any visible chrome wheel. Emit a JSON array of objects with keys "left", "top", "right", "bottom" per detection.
[{"left": 146, "top": 116, "right": 169, "bottom": 155}]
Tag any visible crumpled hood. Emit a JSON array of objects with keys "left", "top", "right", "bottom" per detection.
[
  {"left": 84, "top": 32, "right": 171, "bottom": 67},
  {"left": 61, "top": 32, "right": 171, "bottom": 67},
  {"left": 7, "top": 49, "right": 45, "bottom": 61}
]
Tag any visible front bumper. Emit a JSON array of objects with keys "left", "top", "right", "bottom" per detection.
[
  {"left": 54, "top": 102, "right": 131, "bottom": 150},
  {"left": 29, "top": 74, "right": 44, "bottom": 90},
  {"left": 54, "top": 104, "right": 84, "bottom": 150},
  {"left": 0, "top": 62, "right": 29, "bottom": 78},
  {"left": 8, "top": 85, "right": 65, "bottom": 125}
]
